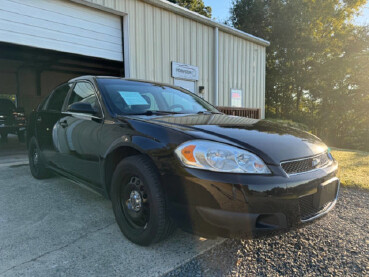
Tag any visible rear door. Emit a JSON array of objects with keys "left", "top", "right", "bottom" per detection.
[
  {"left": 54, "top": 81, "right": 103, "bottom": 186},
  {"left": 36, "top": 83, "right": 72, "bottom": 165}
]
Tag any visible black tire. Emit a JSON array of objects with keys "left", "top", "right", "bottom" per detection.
[
  {"left": 18, "top": 130, "right": 25, "bottom": 143},
  {"left": 0, "top": 131, "right": 8, "bottom": 142},
  {"left": 111, "top": 155, "right": 175, "bottom": 246},
  {"left": 28, "top": 137, "right": 52, "bottom": 179}
]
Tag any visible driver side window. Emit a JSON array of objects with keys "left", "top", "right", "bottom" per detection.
[
  {"left": 45, "top": 83, "right": 71, "bottom": 112},
  {"left": 68, "top": 82, "right": 101, "bottom": 114}
]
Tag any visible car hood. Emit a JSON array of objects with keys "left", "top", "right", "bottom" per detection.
[{"left": 126, "top": 114, "right": 327, "bottom": 164}]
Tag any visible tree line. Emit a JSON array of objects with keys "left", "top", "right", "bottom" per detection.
[
  {"left": 230, "top": 0, "right": 369, "bottom": 151},
  {"left": 171, "top": 0, "right": 369, "bottom": 151}
]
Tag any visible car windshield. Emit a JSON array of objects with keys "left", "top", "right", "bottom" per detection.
[{"left": 96, "top": 78, "right": 219, "bottom": 116}]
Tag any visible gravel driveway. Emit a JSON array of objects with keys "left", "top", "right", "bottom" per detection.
[{"left": 166, "top": 188, "right": 369, "bottom": 276}]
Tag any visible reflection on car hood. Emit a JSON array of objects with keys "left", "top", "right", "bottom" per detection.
[{"left": 128, "top": 114, "right": 327, "bottom": 164}]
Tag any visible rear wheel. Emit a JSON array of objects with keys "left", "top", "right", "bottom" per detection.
[
  {"left": 111, "top": 155, "right": 175, "bottom": 246},
  {"left": 28, "top": 137, "right": 52, "bottom": 179}
]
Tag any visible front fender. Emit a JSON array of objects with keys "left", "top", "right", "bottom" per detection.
[{"left": 99, "top": 119, "right": 194, "bottom": 197}]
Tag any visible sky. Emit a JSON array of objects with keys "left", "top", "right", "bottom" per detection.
[
  {"left": 203, "top": 0, "right": 233, "bottom": 22},
  {"left": 203, "top": 0, "right": 369, "bottom": 26},
  {"left": 356, "top": 2, "right": 369, "bottom": 25}
]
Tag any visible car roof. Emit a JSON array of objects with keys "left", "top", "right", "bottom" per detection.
[{"left": 68, "top": 76, "right": 178, "bottom": 88}]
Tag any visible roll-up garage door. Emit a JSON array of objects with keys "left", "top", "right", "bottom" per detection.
[{"left": 0, "top": 0, "right": 123, "bottom": 61}]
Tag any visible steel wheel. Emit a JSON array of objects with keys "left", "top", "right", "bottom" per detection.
[
  {"left": 30, "top": 144, "right": 40, "bottom": 176},
  {"left": 120, "top": 176, "right": 150, "bottom": 229},
  {"left": 111, "top": 155, "right": 175, "bottom": 245},
  {"left": 28, "top": 137, "right": 51, "bottom": 179}
]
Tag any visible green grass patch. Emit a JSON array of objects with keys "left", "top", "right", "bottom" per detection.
[{"left": 331, "top": 148, "right": 369, "bottom": 190}]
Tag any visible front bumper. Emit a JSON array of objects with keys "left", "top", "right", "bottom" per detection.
[{"left": 162, "top": 161, "right": 339, "bottom": 238}]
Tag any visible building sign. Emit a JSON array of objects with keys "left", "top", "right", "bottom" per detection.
[
  {"left": 231, "top": 89, "right": 243, "bottom": 107},
  {"left": 172, "top": 62, "right": 199, "bottom": 81}
]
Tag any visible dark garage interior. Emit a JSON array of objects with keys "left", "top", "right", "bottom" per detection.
[{"left": 0, "top": 42, "right": 124, "bottom": 156}]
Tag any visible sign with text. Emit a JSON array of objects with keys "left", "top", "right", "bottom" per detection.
[
  {"left": 231, "top": 89, "right": 243, "bottom": 107},
  {"left": 172, "top": 62, "right": 199, "bottom": 81}
]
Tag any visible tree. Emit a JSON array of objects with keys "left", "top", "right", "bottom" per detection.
[
  {"left": 230, "top": 0, "right": 369, "bottom": 150},
  {"left": 168, "top": 0, "right": 212, "bottom": 18}
]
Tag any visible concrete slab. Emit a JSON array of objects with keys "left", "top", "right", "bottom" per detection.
[
  {"left": 0, "top": 134, "right": 28, "bottom": 165},
  {"left": 0, "top": 165, "right": 224, "bottom": 277}
]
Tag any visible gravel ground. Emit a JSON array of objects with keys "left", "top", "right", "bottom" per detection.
[{"left": 166, "top": 188, "right": 369, "bottom": 276}]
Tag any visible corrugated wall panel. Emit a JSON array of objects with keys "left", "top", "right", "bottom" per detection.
[
  {"left": 218, "top": 31, "right": 265, "bottom": 117},
  {"left": 75, "top": 0, "right": 265, "bottom": 117}
]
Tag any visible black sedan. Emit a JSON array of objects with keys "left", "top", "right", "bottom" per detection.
[{"left": 27, "top": 76, "right": 339, "bottom": 246}]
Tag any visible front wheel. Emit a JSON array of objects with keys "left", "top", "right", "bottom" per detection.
[
  {"left": 111, "top": 155, "right": 175, "bottom": 246},
  {"left": 28, "top": 137, "right": 52, "bottom": 179}
]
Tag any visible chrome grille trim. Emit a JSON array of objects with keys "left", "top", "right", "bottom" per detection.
[{"left": 281, "top": 152, "right": 332, "bottom": 176}]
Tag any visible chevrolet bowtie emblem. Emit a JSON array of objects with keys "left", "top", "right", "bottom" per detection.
[{"left": 312, "top": 158, "right": 321, "bottom": 168}]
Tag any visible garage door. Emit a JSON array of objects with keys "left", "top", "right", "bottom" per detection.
[{"left": 0, "top": 0, "right": 123, "bottom": 61}]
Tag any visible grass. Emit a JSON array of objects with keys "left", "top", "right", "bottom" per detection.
[{"left": 331, "top": 148, "right": 369, "bottom": 190}]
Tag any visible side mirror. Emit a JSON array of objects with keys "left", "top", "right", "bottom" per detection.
[{"left": 67, "top": 102, "right": 97, "bottom": 115}]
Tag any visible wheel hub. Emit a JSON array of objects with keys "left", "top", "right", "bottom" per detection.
[
  {"left": 33, "top": 151, "right": 39, "bottom": 165},
  {"left": 127, "top": 190, "right": 142, "bottom": 212}
]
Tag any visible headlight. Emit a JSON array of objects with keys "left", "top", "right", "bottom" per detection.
[{"left": 175, "top": 140, "right": 271, "bottom": 174}]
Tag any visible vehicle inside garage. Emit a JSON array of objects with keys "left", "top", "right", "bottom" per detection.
[
  {"left": 0, "top": 43, "right": 123, "bottom": 115},
  {"left": 0, "top": 0, "right": 124, "bottom": 155},
  {"left": 0, "top": 42, "right": 123, "bottom": 157}
]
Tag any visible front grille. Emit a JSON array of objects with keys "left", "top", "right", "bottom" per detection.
[
  {"left": 299, "top": 194, "right": 332, "bottom": 221},
  {"left": 281, "top": 152, "right": 331, "bottom": 175}
]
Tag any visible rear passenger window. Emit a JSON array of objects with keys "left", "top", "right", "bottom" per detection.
[{"left": 46, "top": 84, "right": 71, "bottom": 112}]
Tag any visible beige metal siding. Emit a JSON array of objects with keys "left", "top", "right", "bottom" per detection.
[
  {"left": 73, "top": 0, "right": 266, "bottom": 117},
  {"left": 80, "top": 0, "right": 214, "bottom": 102},
  {"left": 218, "top": 31, "right": 265, "bottom": 118}
]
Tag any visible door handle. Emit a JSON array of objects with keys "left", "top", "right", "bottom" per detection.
[
  {"left": 60, "top": 120, "right": 68, "bottom": 128},
  {"left": 36, "top": 116, "right": 42, "bottom": 123}
]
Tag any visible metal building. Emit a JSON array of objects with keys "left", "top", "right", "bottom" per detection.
[{"left": 0, "top": 0, "right": 269, "bottom": 118}]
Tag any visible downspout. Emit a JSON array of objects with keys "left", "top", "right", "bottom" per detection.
[
  {"left": 123, "top": 15, "right": 130, "bottom": 78},
  {"left": 214, "top": 27, "right": 219, "bottom": 106}
]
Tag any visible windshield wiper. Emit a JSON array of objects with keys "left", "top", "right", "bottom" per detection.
[
  {"left": 122, "top": 110, "right": 183, "bottom": 116},
  {"left": 197, "top": 111, "right": 223, "bottom": 115}
]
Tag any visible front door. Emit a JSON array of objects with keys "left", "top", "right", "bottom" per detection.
[
  {"left": 53, "top": 81, "right": 103, "bottom": 186},
  {"left": 36, "top": 83, "right": 72, "bottom": 165}
]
